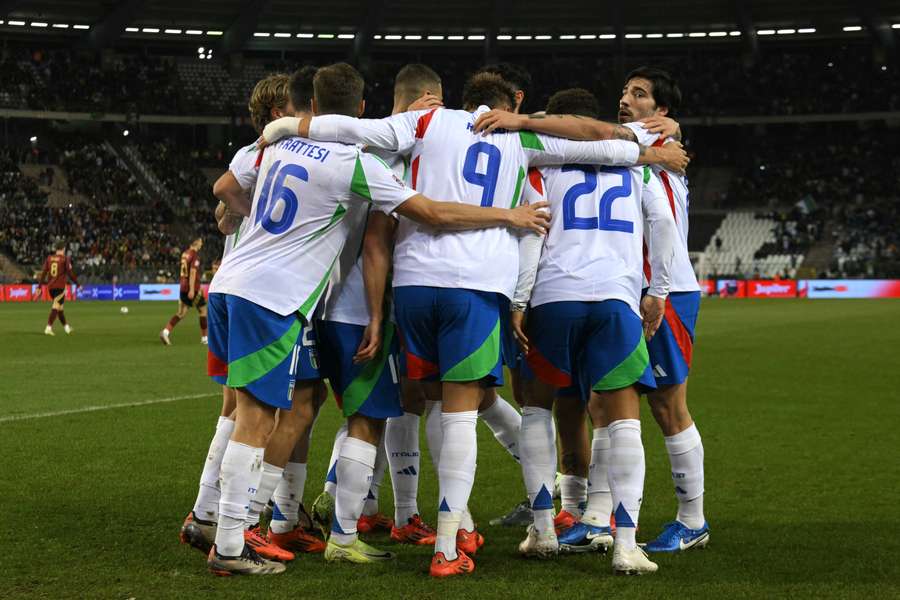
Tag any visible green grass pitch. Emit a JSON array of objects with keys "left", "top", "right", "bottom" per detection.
[{"left": 1, "top": 299, "right": 899, "bottom": 599}]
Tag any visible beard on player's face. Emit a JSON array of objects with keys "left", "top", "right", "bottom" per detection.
[{"left": 618, "top": 102, "right": 657, "bottom": 124}]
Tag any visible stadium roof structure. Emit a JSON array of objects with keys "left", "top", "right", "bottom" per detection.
[{"left": 2, "top": 0, "right": 899, "bottom": 54}]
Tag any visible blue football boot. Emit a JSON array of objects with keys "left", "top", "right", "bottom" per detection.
[
  {"left": 558, "top": 521, "right": 614, "bottom": 554},
  {"left": 643, "top": 521, "right": 710, "bottom": 553}
]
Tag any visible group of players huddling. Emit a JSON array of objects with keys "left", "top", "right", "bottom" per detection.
[{"left": 176, "top": 58, "right": 708, "bottom": 578}]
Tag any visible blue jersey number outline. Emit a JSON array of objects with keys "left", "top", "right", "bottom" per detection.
[
  {"left": 255, "top": 160, "right": 309, "bottom": 235},
  {"left": 462, "top": 142, "right": 502, "bottom": 207},
  {"left": 561, "top": 165, "right": 634, "bottom": 233}
]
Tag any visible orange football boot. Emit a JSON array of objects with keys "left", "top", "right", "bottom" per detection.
[
  {"left": 456, "top": 528, "right": 485, "bottom": 555},
  {"left": 554, "top": 510, "right": 578, "bottom": 534},
  {"left": 245, "top": 525, "right": 295, "bottom": 562},
  {"left": 267, "top": 525, "right": 326, "bottom": 554},
  {"left": 390, "top": 514, "right": 437, "bottom": 545},
  {"left": 429, "top": 550, "right": 475, "bottom": 577},
  {"left": 357, "top": 513, "right": 394, "bottom": 534}
]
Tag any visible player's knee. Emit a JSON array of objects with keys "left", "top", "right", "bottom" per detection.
[
  {"left": 478, "top": 387, "right": 497, "bottom": 412},
  {"left": 586, "top": 394, "right": 609, "bottom": 427},
  {"left": 237, "top": 396, "right": 277, "bottom": 435},
  {"left": 347, "top": 414, "right": 384, "bottom": 445},
  {"left": 400, "top": 390, "right": 426, "bottom": 415}
]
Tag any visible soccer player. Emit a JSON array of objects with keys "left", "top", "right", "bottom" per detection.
[
  {"left": 39, "top": 241, "right": 79, "bottom": 335},
  {"left": 490, "top": 88, "right": 674, "bottom": 576},
  {"left": 476, "top": 69, "right": 707, "bottom": 554},
  {"left": 309, "top": 64, "right": 445, "bottom": 548},
  {"left": 181, "top": 73, "right": 321, "bottom": 561},
  {"left": 473, "top": 61, "right": 549, "bottom": 530},
  {"left": 205, "top": 62, "right": 551, "bottom": 576},
  {"left": 262, "top": 71, "right": 686, "bottom": 576},
  {"left": 160, "top": 237, "right": 207, "bottom": 345},
  {"left": 617, "top": 68, "right": 708, "bottom": 554}
]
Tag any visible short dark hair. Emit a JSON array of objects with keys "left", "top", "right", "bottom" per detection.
[
  {"left": 313, "top": 63, "right": 365, "bottom": 117},
  {"left": 625, "top": 66, "right": 681, "bottom": 116},
  {"left": 394, "top": 63, "right": 442, "bottom": 106},
  {"left": 545, "top": 88, "right": 600, "bottom": 119},
  {"left": 477, "top": 62, "right": 531, "bottom": 95},
  {"left": 461, "top": 72, "right": 516, "bottom": 111},
  {"left": 290, "top": 66, "right": 317, "bottom": 113},
  {"left": 54, "top": 241, "right": 66, "bottom": 251}
]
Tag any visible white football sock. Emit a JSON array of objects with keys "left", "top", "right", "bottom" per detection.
[
  {"left": 435, "top": 511, "right": 462, "bottom": 558},
  {"left": 480, "top": 393, "right": 522, "bottom": 463},
  {"left": 362, "top": 437, "right": 387, "bottom": 516},
  {"left": 425, "top": 400, "right": 443, "bottom": 472},
  {"left": 582, "top": 427, "right": 613, "bottom": 526},
  {"left": 519, "top": 406, "right": 556, "bottom": 534},
  {"left": 215, "top": 441, "right": 264, "bottom": 557},
  {"left": 436, "top": 410, "right": 478, "bottom": 559},
  {"left": 608, "top": 419, "right": 645, "bottom": 550},
  {"left": 324, "top": 422, "right": 348, "bottom": 497},
  {"left": 192, "top": 416, "right": 234, "bottom": 522},
  {"left": 245, "top": 461, "right": 283, "bottom": 528},
  {"left": 332, "top": 437, "right": 376, "bottom": 545},
  {"left": 665, "top": 423, "right": 705, "bottom": 529},
  {"left": 559, "top": 474, "right": 588, "bottom": 518},
  {"left": 385, "top": 412, "right": 421, "bottom": 524},
  {"left": 269, "top": 461, "right": 307, "bottom": 534},
  {"left": 460, "top": 507, "right": 476, "bottom": 531}
]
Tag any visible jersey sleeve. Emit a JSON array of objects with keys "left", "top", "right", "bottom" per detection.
[
  {"left": 309, "top": 111, "right": 423, "bottom": 155},
  {"left": 228, "top": 145, "right": 259, "bottom": 191},
  {"left": 512, "top": 169, "right": 546, "bottom": 307},
  {"left": 623, "top": 122, "right": 662, "bottom": 147},
  {"left": 349, "top": 152, "right": 418, "bottom": 215},
  {"left": 641, "top": 170, "right": 677, "bottom": 299},
  {"left": 524, "top": 132, "right": 640, "bottom": 167}
]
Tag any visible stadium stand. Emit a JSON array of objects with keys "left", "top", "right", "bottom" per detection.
[
  {"left": 698, "top": 212, "right": 804, "bottom": 279},
  {"left": 1, "top": 42, "right": 898, "bottom": 118},
  {"left": 1, "top": 34, "right": 898, "bottom": 283}
]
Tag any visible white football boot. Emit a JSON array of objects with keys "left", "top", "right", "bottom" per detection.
[
  {"left": 612, "top": 543, "right": 658, "bottom": 575},
  {"left": 518, "top": 524, "right": 559, "bottom": 559}
]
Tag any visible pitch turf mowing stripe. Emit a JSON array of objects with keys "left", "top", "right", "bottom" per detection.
[{"left": 0, "top": 393, "right": 218, "bottom": 423}]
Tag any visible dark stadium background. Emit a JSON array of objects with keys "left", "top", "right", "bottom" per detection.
[
  {"left": 2, "top": 2, "right": 900, "bottom": 598},
  {"left": 1, "top": 0, "right": 898, "bottom": 288}
]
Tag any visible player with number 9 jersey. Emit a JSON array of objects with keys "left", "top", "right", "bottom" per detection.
[{"left": 304, "top": 90, "right": 642, "bottom": 389}]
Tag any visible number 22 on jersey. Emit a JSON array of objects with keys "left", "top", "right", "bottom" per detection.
[{"left": 561, "top": 165, "right": 633, "bottom": 233}]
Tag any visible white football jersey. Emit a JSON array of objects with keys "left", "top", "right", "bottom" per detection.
[
  {"left": 309, "top": 107, "right": 640, "bottom": 299},
  {"left": 221, "top": 142, "right": 258, "bottom": 258},
  {"left": 210, "top": 136, "right": 416, "bottom": 317},
  {"left": 530, "top": 164, "right": 672, "bottom": 315},
  {"left": 320, "top": 147, "right": 408, "bottom": 326},
  {"left": 624, "top": 123, "right": 700, "bottom": 292}
]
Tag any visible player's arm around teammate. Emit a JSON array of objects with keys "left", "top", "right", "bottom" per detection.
[{"left": 474, "top": 109, "right": 689, "bottom": 175}]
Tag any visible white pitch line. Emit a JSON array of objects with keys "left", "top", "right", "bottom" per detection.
[{"left": 0, "top": 392, "right": 218, "bottom": 423}]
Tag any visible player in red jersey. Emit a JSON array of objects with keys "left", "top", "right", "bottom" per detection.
[
  {"left": 39, "top": 241, "right": 79, "bottom": 336},
  {"left": 160, "top": 237, "right": 208, "bottom": 345}
]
